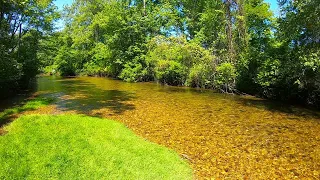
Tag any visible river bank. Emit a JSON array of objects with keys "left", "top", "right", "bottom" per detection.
[{"left": 1, "top": 76, "right": 320, "bottom": 179}]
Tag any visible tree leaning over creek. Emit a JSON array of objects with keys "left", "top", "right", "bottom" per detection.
[{"left": 0, "top": 0, "right": 58, "bottom": 97}]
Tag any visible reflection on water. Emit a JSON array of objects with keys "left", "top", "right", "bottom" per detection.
[{"left": 3, "top": 76, "right": 320, "bottom": 179}]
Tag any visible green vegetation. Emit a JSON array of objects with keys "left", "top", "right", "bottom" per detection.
[
  {"left": 0, "top": 85, "right": 193, "bottom": 179},
  {"left": 0, "top": 114, "right": 192, "bottom": 179},
  {"left": 1, "top": 76, "right": 318, "bottom": 179},
  {"left": 0, "top": 97, "right": 54, "bottom": 123},
  {"left": 1, "top": 1, "right": 319, "bottom": 178},
  {"left": 37, "top": 0, "right": 320, "bottom": 107},
  {"left": 0, "top": 0, "right": 58, "bottom": 97},
  {"left": 1, "top": 0, "right": 319, "bottom": 107}
]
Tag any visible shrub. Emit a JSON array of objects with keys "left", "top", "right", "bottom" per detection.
[
  {"left": 256, "top": 58, "right": 281, "bottom": 88},
  {"left": 119, "top": 62, "right": 152, "bottom": 82},
  {"left": 214, "top": 62, "right": 236, "bottom": 91},
  {"left": 81, "top": 61, "right": 113, "bottom": 77},
  {"left": 55, "top": 47, "right": 77, "bottom": 76},
  {"left": 42, "top": 65, "right": 58, "bottom": 75},
  {"left": 186, "top": 63, "right": 215, "bottom": 88},
  {"left": 83, "top": 43, "right": 117, "bottom": 77},
  {"left": 155, "top": 60, "right": 187, "bottom": 86},
  {"left": 147, "top": 36, "right": 215, "bottom": 87},
  {"left": 146, "top": 36, "right": 215, "bottom": 69}
]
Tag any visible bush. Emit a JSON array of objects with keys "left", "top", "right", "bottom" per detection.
[
  {"left": 119, "top": 62, "right": 152, "bottom": 82},
  {"left": 82, "top": 62, "right": 101, "bottom": 76},
  {"left": 146, "top": 36, "right": 216, "bottom": 86},
  {"left": 81, "top": 43, "right": 118, "bottom": 77},
  {"left": 256, "top": 58, "right": 280, "bottom": 89},
  {"left": 81, "top": 61, "right": 113, "bottom": 77},
  {"left": 186, "top": 63, "right": 215, "bottom": 88},
  {"left": 214, "top": 62, "right": 236, "bottom": 91},
  {"left": 155, "top": 60, "right": 187, "bottom": 86},
  {"left": 0, "top": 56, "right": 22, "bottom": 84},
  {"left": 297, "top": 51, "right": 320, "bottom": 106},
  {"left": 55, "top": 47, "right": 77, "bottom": 76},
  {"left": 146, "top": 36, "right": 214, "bottom": 69}
]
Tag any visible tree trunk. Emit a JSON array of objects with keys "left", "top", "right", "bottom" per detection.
[
  {"left": 225, "top": 0, "right": 235, "bottom": 62},
  {"left": 143, "top": 0, "right": 146, "bottom": 16},
  {"left": 17, "top": 23, "right": 22, "bottom": 59},
  {"left": 236, "top": 0, "right": 248, "bottom": 51}
]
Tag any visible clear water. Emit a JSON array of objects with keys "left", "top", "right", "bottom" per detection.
[{"left": 3, "top": 76, "right": 320, "bottom": 179}]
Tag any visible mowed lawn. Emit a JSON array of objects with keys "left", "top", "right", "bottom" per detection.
[{"left": 0, "top": 115, "right": 192, "bottom": 179}]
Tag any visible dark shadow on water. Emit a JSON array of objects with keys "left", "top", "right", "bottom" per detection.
[
  {"left": 140, "top": 80, "right": 320, "bottom": 120},
  {"left": 0, "top": 94, "right": 31, "bottom": 112},
  {"left": 1, "top": 76, "right": 135, "bottom": 127},
  {"left": 236, "top": 97, "right": 320, "bottom": 119},
  {"left": 0, "top": 78, "right": 39, "bottom": 112},
  {"left": 45, "top": 78, "right": 136, "bottom": 116},
  {"left": 0, "top": 79, "right": 39, "bottom": 129}
]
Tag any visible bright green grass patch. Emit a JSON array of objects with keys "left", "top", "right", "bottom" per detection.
[
  {"left": 0, "top": 97, "right": 54, "bottom": 122},
  {"left": 0, "top": 115, "right": 193, "bottom": 179}
]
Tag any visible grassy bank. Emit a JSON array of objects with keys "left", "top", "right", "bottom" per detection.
[{"left": 0, "top": 114, "right": 192, "bottom": 179}]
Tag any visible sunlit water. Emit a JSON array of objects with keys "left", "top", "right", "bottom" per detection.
[{"left": 4, "top": 76, "right": 320, "bottom": 179}]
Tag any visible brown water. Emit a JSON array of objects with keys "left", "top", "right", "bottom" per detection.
[{"left": 5, "top": 76, "right": 320, "bottom": 179}]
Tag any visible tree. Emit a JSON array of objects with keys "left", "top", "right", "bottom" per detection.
[
  {"left": 0, "top": 0, "right": 58, "bottom": 98},
  {"left": 36, "top": 0, "right": 320, "bottom": 107}
]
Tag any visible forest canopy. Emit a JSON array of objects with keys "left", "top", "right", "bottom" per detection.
[{"left": 1, "top": 0, "right": 320, "bottom": 107}]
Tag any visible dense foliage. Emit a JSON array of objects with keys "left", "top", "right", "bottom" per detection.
[
  {"left": 0, "top": 0, "right": 58, "bottom": 98},
  {"left": 1, "top": 0, "right": 319, "bottom": 107}
]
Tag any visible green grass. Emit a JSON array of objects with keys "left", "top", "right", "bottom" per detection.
[
  {"left": 0, "top": 114, "right": 192, "bottom": 179},
  {"left": 0, "top": 97, "right": 54, "bottom": 122}
]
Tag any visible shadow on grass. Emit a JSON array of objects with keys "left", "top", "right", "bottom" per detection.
[{"left": 0, "top": 97, "right": 55, "bottom": 134}]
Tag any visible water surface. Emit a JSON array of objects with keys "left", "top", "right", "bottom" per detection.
[{"left": 6, "top": 76, "right": 320, "bottom": 179}]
